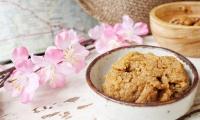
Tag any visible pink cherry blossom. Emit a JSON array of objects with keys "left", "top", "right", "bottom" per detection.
[
  {"left": 94, "top": 37, "right": 129, "bottom": 54},
  {"left": 4, "top": 47, "right": 39, "bottom": 103},
  {"left": 31, "top": 46, "right": 69, "bottom": 88},
  {"left": 115, "top": 15, "right": 148, "bottom": 44},
  {"left": 3, "top": 29, "right": 90, "bottom": 103},
  {"left": 88, "top": 23, "right": 117, "bottom": 41},
  {"left": 11, "top": 47, "right": 29, "bottom": 64},
  {"left": 89, "top": 23, "right": 128, "bottom": 53},
  {"left": 55, "top": 29, "right": 89, "bottom": 73},
  {"left": 55, "top": 29, "right": 80, "bottom": 49},
  {"left": 88, "top": 15, "right": 148, "bottom": 53}
]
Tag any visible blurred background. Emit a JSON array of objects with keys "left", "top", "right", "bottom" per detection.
[{"left": 0, "top": 0, "right": 97, "bottom": 63}]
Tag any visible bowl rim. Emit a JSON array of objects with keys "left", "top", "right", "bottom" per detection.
[
  {"left": 86, "top": 45, "right": 199, "bottom": 107},
  {"left": 150, "top": 1, "right": 200, "bottom": 29}
]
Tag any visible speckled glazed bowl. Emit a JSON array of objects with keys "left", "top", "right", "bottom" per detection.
[{"left": 86, "top": 45, "right": 199, "bottom": 120}]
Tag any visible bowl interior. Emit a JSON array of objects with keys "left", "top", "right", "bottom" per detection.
[
  {"left": 89, "top": 46, "right": 195, "bottom": 97},
  {"left": 154, "top": 2, "right": 200, "bottom": 23}
]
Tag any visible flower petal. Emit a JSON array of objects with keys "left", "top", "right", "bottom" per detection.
[
  {"left": 15, "top": 59, "right": 34, "bottom": 73},
  {"left": 20, "top": 73, "right": 39, "bottom": 103},
  {"left": 94, "top": 40, "right": 110, "bottom": 54},
  {"left": 49, "top": 72, "right": 66, "bottom": 89},
  {"left": 102, "top": 24, "right": 117, "bottom": 39},
  {"left": 44, "top": 46, "right": 64, "bottom": 64},
  {"left": 88, "top": 25, "right": 101, "bottom": 40},
  {"left": 72, "top": 43, "right": 89, "bottom": 61},
  {"left": 73, "top": 60, "right": 86, "bottom": 73},
  {"left": 116, "top": 16, "right": 135, "bottom": 42},
  {"left": 128, "top": 35, "right": 144, "bottom": 44},
  {"left": 94, "top": 37, "right": 128, "bottom": 54},
  {"left": 12, "top": 47, "right": 29, "bottom": 64},
  {"left": 25, "top": 73, "right": 39, "bottom": 93},
  {"left": 122, "top": 15, "right": 134, "bottom": 28},
  {"left": 55, "top": 29, "right": 79, "bottom": 49},
  {"left": 38, "top": 66, "right": 52, "bottom": 85},
  {"left": 31, "top": 55, "right": 47, "bottom": 71},
  {"left": 67, "top": 29, "right": 80, "bottom": 43},
  {"left": 90, "top": 23, "right": 125, "bottom": 54},
  {"left": 4, "top": 71, "right": 26, "bottom": 97},
  {"left": 56, "top": 62, "right": 75, "bottom": 75},
  {"left": 133, "top": 22, "right": 149, "bottom": 35},
  {"left": 55, "top": 31, "right": 69, "bottom": 49},
  {"left": 20, "top": 92, "right": 32, "bottom": 104},
  {"left": 89, "top": 23, "right": 118, "bottom": 41}
]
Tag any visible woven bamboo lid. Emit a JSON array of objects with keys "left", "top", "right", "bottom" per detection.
[{"left": 76, "top": 0, "right": 190, "bottom": 24}]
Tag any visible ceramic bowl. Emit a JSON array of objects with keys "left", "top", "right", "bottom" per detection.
[
  {"left": 86, "top": 45, "right": 199, "bottom": 120},
  {"left": 150, "top": 2, "right": 200, "bottom": 57}
]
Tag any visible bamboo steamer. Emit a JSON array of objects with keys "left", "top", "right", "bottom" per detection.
[{"left": 150, "top": 2, "right": 200, "bottom": 57}]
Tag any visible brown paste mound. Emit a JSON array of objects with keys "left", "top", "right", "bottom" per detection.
[{"left": 102, "top": 52, "right": 189, "bottom": 103}]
